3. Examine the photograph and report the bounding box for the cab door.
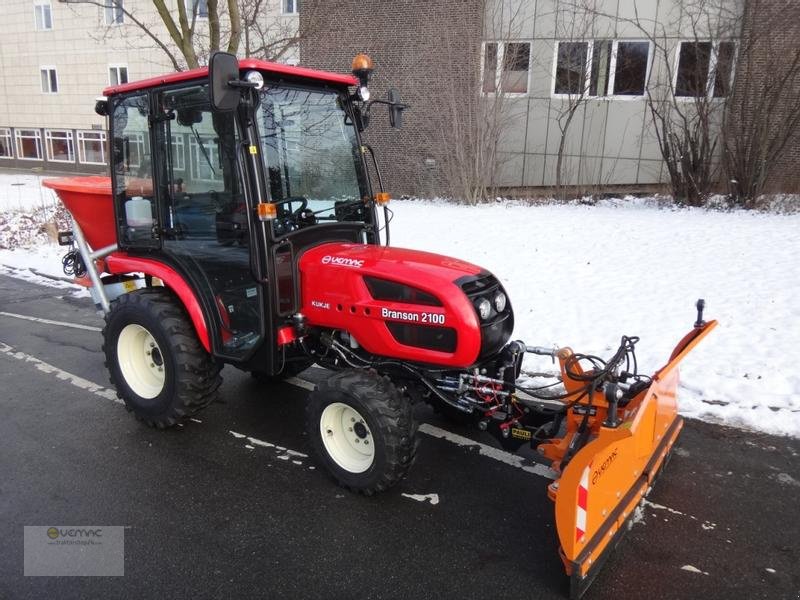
[154,83,265,361]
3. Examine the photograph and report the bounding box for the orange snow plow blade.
[548,319,717,599]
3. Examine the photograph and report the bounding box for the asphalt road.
[1,273,798,600]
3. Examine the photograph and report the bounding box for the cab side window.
[160,85,243,243]
[112,93,155,246]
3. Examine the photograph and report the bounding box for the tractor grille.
[386,322,457,353]
[364,276,442,306]
[457,272,514,360]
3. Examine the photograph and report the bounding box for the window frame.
[171,134,186,171]
[0,128,14,159]
[104,1,124,26]
[552,39,652,100]
[673,40,738,100]
[185,0,209,19]
[188,135,222,184]
[40,66,59,94]
[108,64,129,87]
[45,129,75,163]
[282,0,299,15]
[15,129,44,161]
[481,41,532,97]
[34,1,54,31]
[77,130,108,165]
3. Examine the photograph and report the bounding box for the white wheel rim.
[319,402,375,473]
[117,323,166,399]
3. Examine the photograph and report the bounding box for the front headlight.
[475,298,492,320]
[357,85,371,102]
[493,291,507,312]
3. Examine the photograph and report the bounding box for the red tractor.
[45,53,715,598]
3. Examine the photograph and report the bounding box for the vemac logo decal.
[321,255,364,268]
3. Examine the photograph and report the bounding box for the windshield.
[256,86,367,230]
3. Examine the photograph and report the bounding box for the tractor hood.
[297,242,513,368]
[300,242,485,283]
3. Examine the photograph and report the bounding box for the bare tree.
[239,0,314,62]
[59,0,304,70]
[574,0,743,205]
[722,0,800,206]
[432,0,531,204]
[542,1,609,199]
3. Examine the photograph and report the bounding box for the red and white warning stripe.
[576,462,591,542]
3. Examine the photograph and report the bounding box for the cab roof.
[103,58,358,97]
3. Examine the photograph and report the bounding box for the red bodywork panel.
[105,254,211,353]
[103,58,358,97]
[299,242,487,368]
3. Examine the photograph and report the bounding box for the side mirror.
[388,89,405,129]
[209,52,240,112]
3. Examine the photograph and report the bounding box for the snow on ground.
[0,174,798,437]
[390,200,800,437]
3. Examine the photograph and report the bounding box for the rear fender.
[553,320,717,597]
[105,254,211,353]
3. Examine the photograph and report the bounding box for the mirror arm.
[228,79,260,90]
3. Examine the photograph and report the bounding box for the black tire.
[306,369,417,495]
[102,288,222,428]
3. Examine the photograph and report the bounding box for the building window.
[611,41,650,96]
[554,42,588,95]
[77,130,107,165]
[482,42,531,94]
[0,128,13,159]
[171,134,185,171]
[15,129,43,160]
[186,0,208,18]
[45,129,75,162]
[109,65,129,86]
[40,67,58,94]
[189,136,221,183]
[105,1,124,25]
[554,40,651,97]
[283,0,299,15]
[675,41,736,98]
[34,1,53,31]
[125,132,147,168]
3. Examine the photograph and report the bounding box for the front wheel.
[306,369,417,495]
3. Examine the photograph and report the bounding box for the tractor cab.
[101,53,400,372]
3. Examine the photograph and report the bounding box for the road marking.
[286,376,557,481]
[228,430,309,463]
[0,311,102,332]
[402,493,440,505]
[680,565,709,575]
[418,423,558,480]
[285,376,315,391]
[0,341,120,403]
[0,343,555,482]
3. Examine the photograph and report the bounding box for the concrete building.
[0,0,298,172]
[302,0,750,197]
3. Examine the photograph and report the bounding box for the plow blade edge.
[553,320,717,599]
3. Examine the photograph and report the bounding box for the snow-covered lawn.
[1,173,798,437]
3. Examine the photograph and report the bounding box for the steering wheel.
[272,196,311,236]
[273,196,308,217]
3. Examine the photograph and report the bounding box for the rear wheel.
[306,369,417,495]
[103,288,222,428]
